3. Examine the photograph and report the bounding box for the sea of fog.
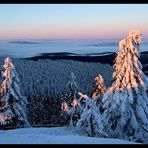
[0,39,147,58]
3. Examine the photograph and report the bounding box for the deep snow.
[0,127,139,144]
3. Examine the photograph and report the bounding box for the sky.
[0,4,148,40]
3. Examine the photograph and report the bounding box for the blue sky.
[0,4,147,39]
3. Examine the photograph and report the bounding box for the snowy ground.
[0,127,139,144]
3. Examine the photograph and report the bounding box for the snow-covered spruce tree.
[102,29,148,143]
[61,98,83,126]
[91,74,107,113]
[76,92,111,138]
[61,72,79,105]
[0,60,15,127]
[0,57,30,128]
[60,72,79,125]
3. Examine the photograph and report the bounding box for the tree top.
[128,29,142,45]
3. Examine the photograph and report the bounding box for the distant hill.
[26,51,148,65]
[26,52,116,64]
[26,51,148,75]
[9,41,39,44]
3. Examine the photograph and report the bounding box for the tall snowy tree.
[91,74,107,113]
[102,29,148,143]
[76,92,111,138]
[60,72,79,125]
[0,57,30,128]
[61,72,79,105]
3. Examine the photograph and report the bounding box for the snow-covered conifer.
[0,57,30,128]
[60,72,80,125]
[62,72,79,105]
[102,29,148,143]
[91,74,107,113]
[61,98,83,126]
[76,92,111,138]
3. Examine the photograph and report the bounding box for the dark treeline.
[26,51,148,65]
[26,52,148,75]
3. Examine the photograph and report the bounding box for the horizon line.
[0,37,130,41]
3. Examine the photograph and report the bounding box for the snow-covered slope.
[0,127,139,144]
